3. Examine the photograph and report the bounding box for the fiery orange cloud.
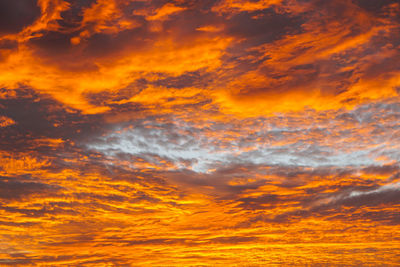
[0,116,15,127]
[0,0,400,266]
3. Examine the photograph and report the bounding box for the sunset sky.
[0,0,400,265]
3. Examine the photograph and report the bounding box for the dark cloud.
[151,70,214,89]
[333,186,400,208]
[0,0,41,35]
[82,27,151,58]
[0,39,18,62]
[362,164,400,176]
[0,39,18,50]
[28,30,76,55]
[0,175,61,201]
[85,81,146,106]
[352,0,397,14]
[0,205,77,217]
[0,88,108,152]
[225,8,304,46]
[237,194,282,210]
[58,0,97,29]
[240,182,400,226]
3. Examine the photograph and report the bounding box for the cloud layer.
[0,0,399,265]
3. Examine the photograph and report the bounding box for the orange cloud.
[0,116,15,127]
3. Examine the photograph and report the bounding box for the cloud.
[0,0,41,35]
[0,0,399,265]
[0,175,61,201]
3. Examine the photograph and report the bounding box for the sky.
[0,0,400,265]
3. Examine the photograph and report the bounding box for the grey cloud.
[0,175,61,201]
[0,0,40,35]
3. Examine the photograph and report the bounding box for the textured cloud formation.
[0,0,400,265]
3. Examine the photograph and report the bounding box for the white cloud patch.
[87,101,400,172]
